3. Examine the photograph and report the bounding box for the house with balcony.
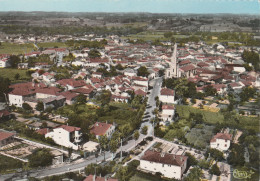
[45,125,82,150]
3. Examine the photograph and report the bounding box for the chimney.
[105,176,107,181]
[173,154,176,159]
[93,174,95,181]
[160,152,165,157]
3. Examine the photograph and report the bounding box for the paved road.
[0,77,163,180]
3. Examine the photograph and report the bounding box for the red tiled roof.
[0,131,15,141]
[90,122,112,136]
[59,91,79,101]
[134,89,147,96]
[57,125,81,132]
[141,150,187,167]
[179,64,196,72]
[162,105,175,110]
[179,60,191,66]
[57,79,86,88]
[71,87,94,95]
[36,128,49,135]
[84,175,118,181]
[160,88,174,96]
[210,133,232,142]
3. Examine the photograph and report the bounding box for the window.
[225,144,227,147]
[225,140,227,142]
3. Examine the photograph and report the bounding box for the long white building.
[140,150,188,180]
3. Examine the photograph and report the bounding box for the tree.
[88,49,101,58]
[36,101,44,111]
[109,139,118,160]
[133,130,140,146]
[206,148,224,161]
[28,148,54,167]
[9,55,21,68]
[185,152,198,167]
[0,76,10,102]
[141,126,148,135]
[14,73,20,80]
[137,66,149,77]
[76,94,86,104]
[97,90,111,106]
[22,103,32,111]
[203,85,217,96]
[184,167,202,181]
[67,147,73,162]
[116,166,130,181]
[227,144,245,166]
[99,135,109,161]
[209,163,221,176]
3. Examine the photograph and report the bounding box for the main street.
[0,77,163,180]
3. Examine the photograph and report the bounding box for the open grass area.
[0,42,35,55]
[0,68,31,83]
[130,171,167,181]
[176,105,224,124]
[176,105,260,133]
[37,42,68,48]
[0,154,23,174]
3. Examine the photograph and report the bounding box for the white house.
[90,122,115,140]
[161,105,175,122]
[210,133,232,151]
[45,125,82,150]
[132,76,149,88]
[0,57,10,68]
[140,150,188,180]
[159,88,175,104]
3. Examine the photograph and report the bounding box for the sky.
[0,0,259,14]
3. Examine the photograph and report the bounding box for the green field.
[122,31,191,41]
[37,42,68,48]
[176,105,224,124]
[0,42,35,55]
[175,105,259,132]
[130,172,167,181]
[0,68,31,83]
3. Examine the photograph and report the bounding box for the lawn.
[0,42,35,55]
[0,154,23,174]
[175,105,224,124]
[130,171,168,181]
[175,105,260,133]
[37,42,68,48]
[0,68,31,83]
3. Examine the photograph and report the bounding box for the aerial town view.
[0,0,259,181]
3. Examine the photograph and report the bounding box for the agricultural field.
[0,42,35,55]
[0,68,31,83]
[37,42,68,48]
[122,31,190,41]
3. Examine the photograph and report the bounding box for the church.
[165,44,196,79]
